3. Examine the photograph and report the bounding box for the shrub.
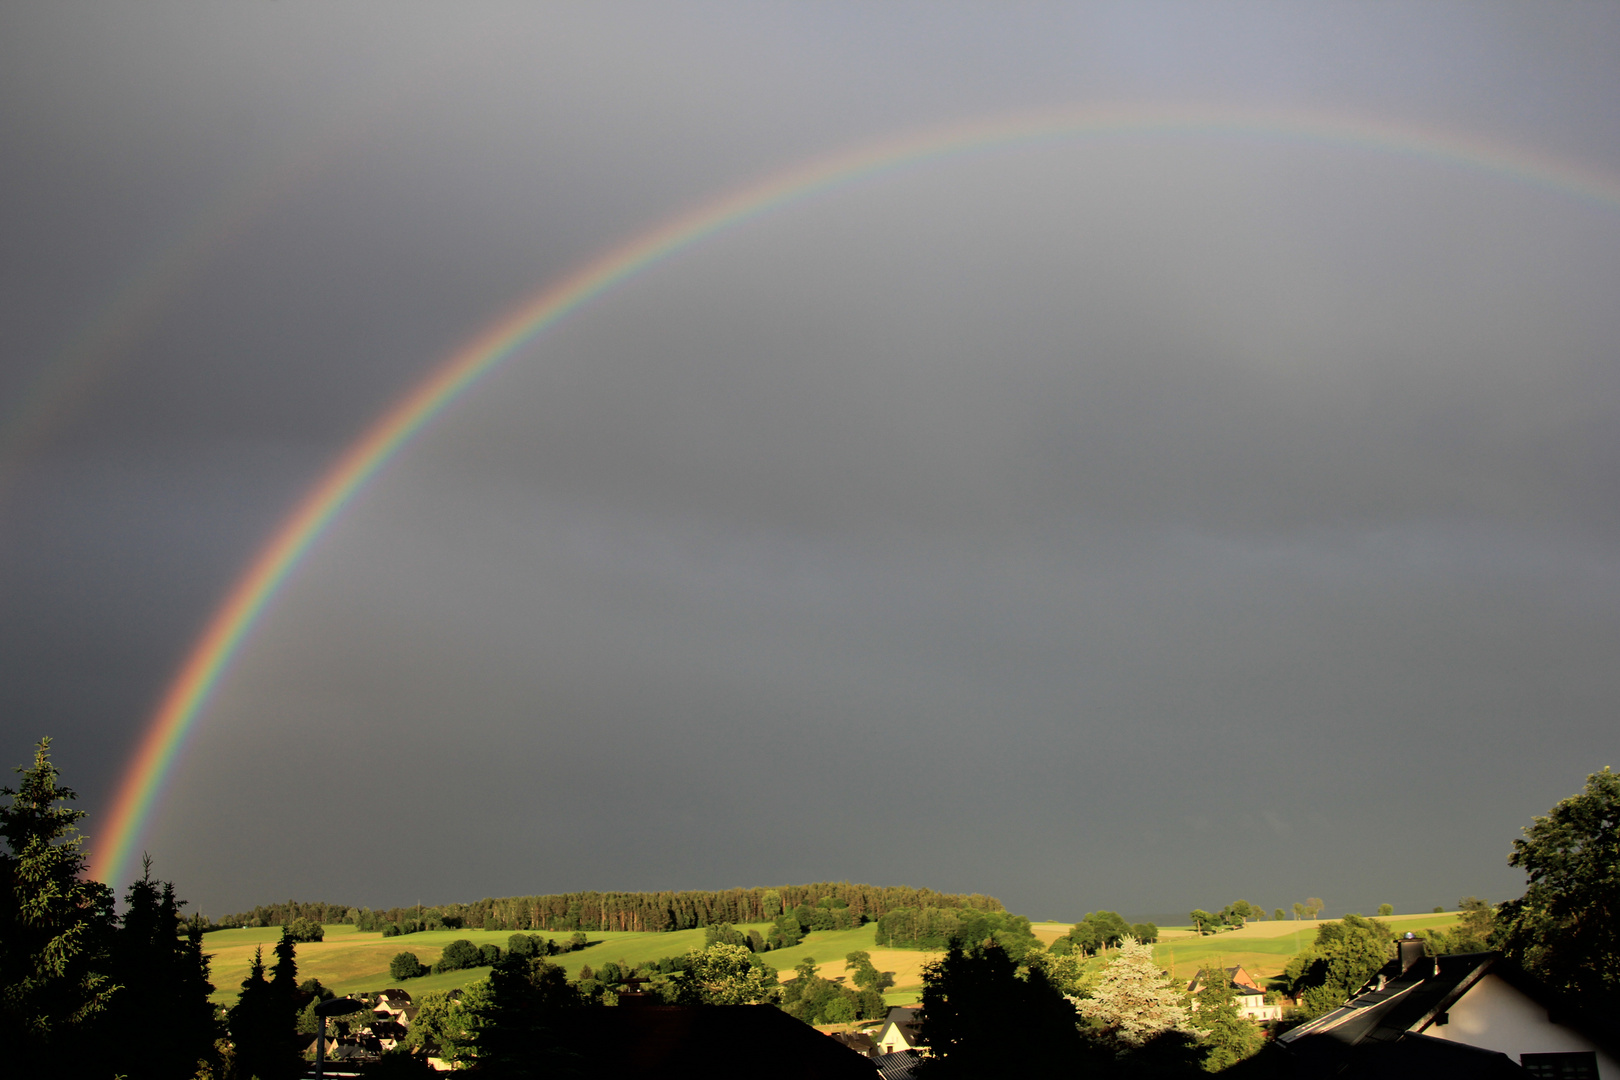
[390,952,428,980]
[433,939,482,974]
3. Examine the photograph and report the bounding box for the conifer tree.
[104,857,221,1079]
[0,738,118,1071]
[1079,936,1196,1049]
[228,945,301,1080]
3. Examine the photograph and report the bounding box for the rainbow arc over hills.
[89,103,1620,887]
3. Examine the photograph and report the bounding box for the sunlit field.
[1151,911,1462,983]
[202,910,1463,1005]
[202,921,939,1005]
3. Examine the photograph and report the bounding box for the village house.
[1279,936,1620,1078]
[1187,964,1284,1022]
[874,1006,923,1055]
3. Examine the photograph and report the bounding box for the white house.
[875,1006,923,1055]
[1188,964,1284,1023]
[1280,937,1619,1078]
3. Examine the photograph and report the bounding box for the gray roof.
[1279,951,1619,1079]
[874,1050,926,1080]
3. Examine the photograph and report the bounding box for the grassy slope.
[1151,911,1463,982]
[203,910,1464,1006]
[203,922,945,1007]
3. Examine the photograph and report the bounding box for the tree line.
[210,881,1002,935]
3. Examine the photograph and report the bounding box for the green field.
[203,910,1462,1006]
[1151,911,1462,983]
[202,922,912,1006]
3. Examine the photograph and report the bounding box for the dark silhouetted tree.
[103,858,221,1079]
[919,941,1091,1076]
[228,946,300,1080]
[470,956,583,1078]
[0,738,118,1073]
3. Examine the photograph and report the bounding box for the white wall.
[1426,973,1620,1079]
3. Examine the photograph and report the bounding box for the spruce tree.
[229,945,301,1080]
[1079,936,1196,1049]
[0,738,118,1072]
[104,858,222,1078]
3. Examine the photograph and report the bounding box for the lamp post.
[312,996,367,1080]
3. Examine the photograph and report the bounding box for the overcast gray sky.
[4,2,1620,922]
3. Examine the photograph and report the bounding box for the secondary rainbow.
[91,103,1620,886]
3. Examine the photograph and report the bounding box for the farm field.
[1151,911,1462,982]
[202,910,1461,1006]
[201,921,943,1006]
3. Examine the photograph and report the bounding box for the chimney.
[1397,932,1425,974]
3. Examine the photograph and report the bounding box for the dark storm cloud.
[4,1,1620,918]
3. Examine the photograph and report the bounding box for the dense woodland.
[210,882,1003,935]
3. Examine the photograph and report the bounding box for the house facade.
[875,1006,923,1055]
[1279,938,1619,1078]
[1188,964,1284,1023]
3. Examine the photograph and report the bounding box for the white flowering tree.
[674,943,781,1005]
[1078,936,1200,1048]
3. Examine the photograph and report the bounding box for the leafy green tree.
[1274,908,1287,922]
[285,917,324,942]
[1377,903,1394,917]
[1189,909,1218,935]
[0,739,118,1071]
[704,922,749,949]
[1132,921,1160,943]
[1192,966,1262,1072]
[673,943,781,1005]
[390,951,428,980]
[1292,903,1305,920]
[1028,948,1089,997]
[1284,914,1392,1018]
[1083,910,1133,949]
[844,950,893,993]
[1053,920,1101,957]
[405,989,480,1064]
[1305,897,1325,919]
[1496,767,1620,998]
[918,942,1089,1076]
[435,938,482,973]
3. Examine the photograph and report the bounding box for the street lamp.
[312,996,367,1079]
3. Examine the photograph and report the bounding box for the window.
[1520,1051,1598,1080]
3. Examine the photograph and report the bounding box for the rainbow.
[90,103,1620,886]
